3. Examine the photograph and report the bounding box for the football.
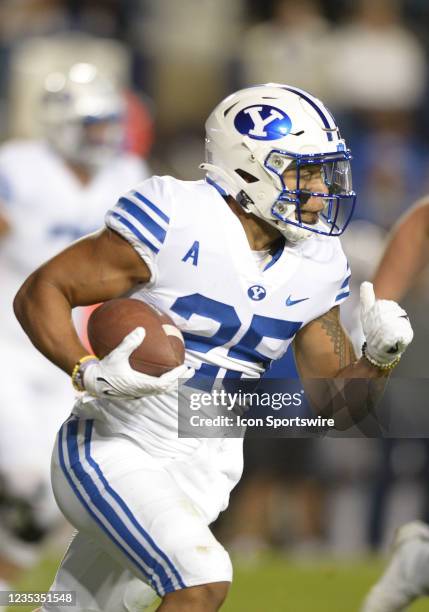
[87,298,185,376]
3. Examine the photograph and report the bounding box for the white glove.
[360,281,413,368]
[83,327,193,399]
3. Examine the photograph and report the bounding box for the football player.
[0,62,149,598]
[14,84,412,611]
[361,199,429,612]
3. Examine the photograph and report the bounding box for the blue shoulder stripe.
[133,191,170,224]
[335,290,350,302]
[109,211,159,253]
[117,197,166,244]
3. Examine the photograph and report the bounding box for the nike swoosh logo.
[286,295,309,307]
[97,376,120,396]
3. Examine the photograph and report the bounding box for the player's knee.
[164,581,230,610]
[193,581,230,609]
[162,543,232,610]
[203,581,230,608]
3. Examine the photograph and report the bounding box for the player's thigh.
[52,418,232,598]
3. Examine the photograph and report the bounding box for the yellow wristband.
[71,354,99,391]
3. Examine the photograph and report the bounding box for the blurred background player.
[362,198,429,611]
[0,61,150,601]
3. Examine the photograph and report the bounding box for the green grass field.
[6,553,429,611]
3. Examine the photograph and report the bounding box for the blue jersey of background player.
[14,84,413,612]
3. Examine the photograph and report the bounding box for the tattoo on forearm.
[319,309,355,369]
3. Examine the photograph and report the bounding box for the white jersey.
[0,139,149,350]
[76,175,350,459]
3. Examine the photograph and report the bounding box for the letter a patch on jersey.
[182,241,200,266]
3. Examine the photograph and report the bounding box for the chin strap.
[281,222,314,243]
[272,202,314,243]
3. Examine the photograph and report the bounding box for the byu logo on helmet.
[248,285,267,301]
[234,105,292,140]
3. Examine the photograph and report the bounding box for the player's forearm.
[295,306,390,430]
[13,272,89,375]
[304,357,388,431]
[324,280,414,430]
[374,202,429,300]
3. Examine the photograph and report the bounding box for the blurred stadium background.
[2,0,429,610]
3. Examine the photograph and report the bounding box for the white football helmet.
[201,83,356,242]
[40,63,125,169]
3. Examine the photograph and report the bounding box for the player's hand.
[360,281,413,368]
[83,327,194,399]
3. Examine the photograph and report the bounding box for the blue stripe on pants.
[58,420,166,594]
[83,420,186,590]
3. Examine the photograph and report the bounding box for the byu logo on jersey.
[248,285,266,301]
[234,105,292,141]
